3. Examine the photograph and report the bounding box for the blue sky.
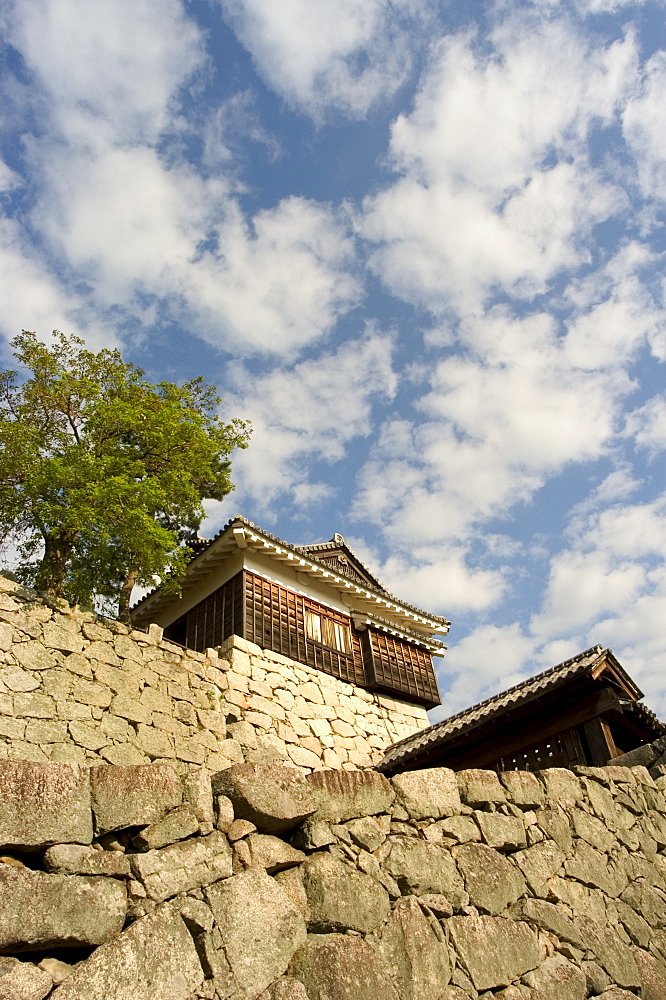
[1,0,665,721]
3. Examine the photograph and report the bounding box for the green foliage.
[0,330,250,617]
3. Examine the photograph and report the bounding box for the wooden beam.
[397,686,622,773]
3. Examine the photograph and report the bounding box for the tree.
[0,330,250,619]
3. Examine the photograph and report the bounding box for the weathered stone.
[0,666,40,692]
[537,768,582,805]
[523,955,586,1000]
[292,818,337,850]
[129,830,233,901]
[212,764,316,834]
[499,771,545,808]
[573,915,640,988]
[289,933,401,1000]
[90,763,182,834]
[513,840,565,895]
[379,895,451,999]
[49,902,203,1000]
[0,866,126,952]
[182,768,214,824]
[426,815,481,844]
[474,811,527,850]
[0,956,53,1000]
[509,898,585,949]
[274,866,310,920]
[0,760,92,850]
[13,641,58,672]
[132,805,200,851]
[205,870,306,999]
[383,836,466,904]
[342,815,387,851]
[446,915,541,991]
[564,839,627,897]
[43,843,130,877]
[456,769,506,806]
[391,768,461,820]
[171,896,215,933]
[453,844,526,914]
[247,833,305,872]
[37,958,74,986]
[262,976,309,1000]
[227,818,257,841]
[306,768,394,822]
[633,947,666,1000]
[535,805,572,852]
[571,808,615,853]
[301,852,390,933]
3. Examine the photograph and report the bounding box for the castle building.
[130,515,449,711]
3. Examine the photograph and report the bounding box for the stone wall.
[1,757,666,999]
[0,577,427,773]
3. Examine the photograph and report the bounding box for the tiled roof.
[376,645,658,772]
[133,514,451,630]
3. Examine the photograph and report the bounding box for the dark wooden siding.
[243,570,364,686]
[164,571,244,651]
[363,628,440,706]
[164,570,438,706]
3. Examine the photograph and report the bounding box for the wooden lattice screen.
[164,572,244,652]
[243,570,365,686]
[496,725,587,772]
[165,569,439,705]
[363,628,440,706]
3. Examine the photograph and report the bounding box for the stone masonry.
[0,577,428,773]
[1,757,666,998]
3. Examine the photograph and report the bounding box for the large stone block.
[305,768,394,822]
[0,866,126,953]
[289,933,400,1000]
[453,844,526,914]
[379,896,451,999]
[212,764,316,834]
[90,763,182,834]
[130,830,233,901]
[205,870,306,999]
[446,915,542,991]
[301,852,390,933]
[456,769,506,807]
[0,760,92,850]
[43,843,131,877]
[391,768,461,820]
[523,954,586,1000]
[0,956,53,1000]
[49,903,204,1000]
[383,836,466,904]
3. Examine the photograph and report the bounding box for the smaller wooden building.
[131,515,449,709]
[377,645,665,775]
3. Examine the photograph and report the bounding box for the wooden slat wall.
[364,628,440,706]
[164,572,244,652]
[243,570,365,686]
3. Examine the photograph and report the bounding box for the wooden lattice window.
[362,628,440,706]
[243,571,364,686]
[497,725,587,772]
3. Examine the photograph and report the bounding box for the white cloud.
[224,330,396,512]
[624,395,666,457]
[219,0,431,119]
[9,0,361,359]
[432,623,537,719]
[0,218,117,351]
[190,198,360,355]
[8,0,204,145]
[623,51,666,200]
[362,16,638,315]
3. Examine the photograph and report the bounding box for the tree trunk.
[36,528,78,598]
[117,567,139,623]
